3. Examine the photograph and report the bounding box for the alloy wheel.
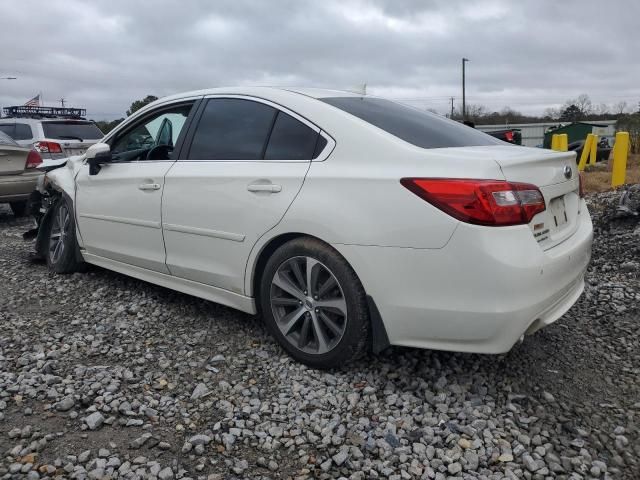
[49,203,70,264]
[270,256,348,355]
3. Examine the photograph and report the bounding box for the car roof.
[156,86,362,103]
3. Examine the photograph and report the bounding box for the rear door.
[163,96,324,294]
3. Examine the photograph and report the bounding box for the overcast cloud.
[1,0,639,119]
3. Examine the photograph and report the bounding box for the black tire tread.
[9,201,28,217]
[45,198,84,274]
[259,237,370,369]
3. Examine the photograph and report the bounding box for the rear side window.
[188,99,276,160]
[42,121,103,140]
[265,112,318,160]
[0,131,18,146]
[0,123,33,140]
[321,97,502,149]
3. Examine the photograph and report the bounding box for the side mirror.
[86,143,112,175]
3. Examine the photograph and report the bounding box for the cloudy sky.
[1,0,639,120]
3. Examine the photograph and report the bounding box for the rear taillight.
[25,150,43,169]
[578,172,585,198]
[401,178,546,226]
[34,141,62,154]
[504,131,514,143]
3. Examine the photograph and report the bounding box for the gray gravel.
[0,190,638,480]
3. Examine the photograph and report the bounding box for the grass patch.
[582,153,640,193]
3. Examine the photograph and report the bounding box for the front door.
[75,102,195,273]
[163,97,323,294]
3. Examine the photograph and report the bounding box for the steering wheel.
[146,144,173,160]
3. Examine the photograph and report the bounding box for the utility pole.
[462,57,469,121]
[450,97,455,118]
[60,98,66,108]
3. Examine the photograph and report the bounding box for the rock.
[332,450,349,466]
[191,383,209,400]
[158,467,174,480]
[85,412,105,430]
[56,396,75,411]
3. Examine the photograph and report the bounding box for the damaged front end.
[23,157,83,261]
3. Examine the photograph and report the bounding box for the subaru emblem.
[563,165,572,180]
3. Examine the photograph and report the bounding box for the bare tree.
[571,94,592,118]
[613,101,628,115]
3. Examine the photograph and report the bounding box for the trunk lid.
[475,145,580,250]
[0,144,29,176]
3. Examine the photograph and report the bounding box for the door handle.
[247,184,282,193]
[139,183,161,191]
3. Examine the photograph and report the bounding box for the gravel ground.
[0,190,638,480]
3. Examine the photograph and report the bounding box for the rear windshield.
[42,121,104,140]
[321,97,502,149]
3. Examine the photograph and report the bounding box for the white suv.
[0,106,104,167]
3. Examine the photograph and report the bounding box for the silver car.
[0,131,42,216]
[0,106,104,167]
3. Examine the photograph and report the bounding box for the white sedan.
[34,87,593,368]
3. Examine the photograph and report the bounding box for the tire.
[259,237,370,369]
[45,197,84,274]
[9,200,27,217]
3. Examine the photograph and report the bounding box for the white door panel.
[163,161,309,294]
[75,161,173,273]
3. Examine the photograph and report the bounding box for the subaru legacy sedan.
[32,87,592,368]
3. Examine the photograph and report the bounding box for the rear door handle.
[247,184,282,193]
[139,183,161,191]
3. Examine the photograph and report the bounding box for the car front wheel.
[46,198,84,273]
[9,200,27,217]
[260,237,370,369]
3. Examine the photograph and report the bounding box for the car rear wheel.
[260,237,370,369]
[46,198,83,273]
[9,201,27,217]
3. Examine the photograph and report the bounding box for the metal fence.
[477,120,617,147]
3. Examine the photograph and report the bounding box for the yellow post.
[611,132,629,187]
[578,134,594,171]
[558,133,568,152]
[589,134,598,166]
[551,134,559,150]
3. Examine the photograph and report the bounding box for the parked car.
[0,106,104,168]
[31,87,593,368]
[568,138,612,163]
[0,131,42,216]
[485,128,522,145]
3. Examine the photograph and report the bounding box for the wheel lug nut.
[314,296,318,300]
[315,308,319,313]
[304,291,307,295]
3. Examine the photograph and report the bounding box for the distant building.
[477,120,616,147]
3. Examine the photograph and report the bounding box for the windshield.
[42,121,104,140]
[321,97,502,149]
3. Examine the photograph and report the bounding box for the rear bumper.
[333,200,593,354]
[0,171,42,202]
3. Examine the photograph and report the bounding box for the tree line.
[451,94,637,124]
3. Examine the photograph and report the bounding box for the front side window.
[321,97,502,149]
[110,104,193,161]
[188,98,276,160]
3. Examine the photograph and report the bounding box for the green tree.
[93,118,124,134]
[126,95,158,116]
[559,104,582,122]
